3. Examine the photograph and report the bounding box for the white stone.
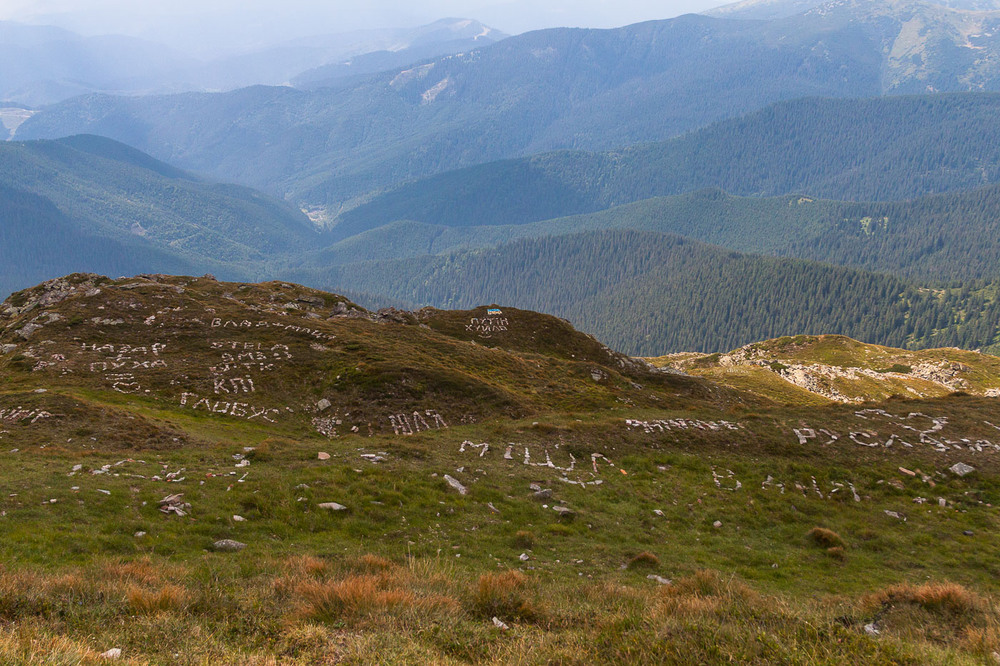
[100,648,122,659]
[318,502,347,511]
[317,452,330,461]
[492,616,509,630]
[317,399,332,412]
[647,575,672,585]
[444,474,468,495]
[212,539,246,552]
[519,553,530,562]
[950,462,975,477]
[713,520,722,528]
[232,515,246,522]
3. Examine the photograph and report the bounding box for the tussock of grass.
[126,584,189,614]
[469,570,541,622]
[626,551,660,570]
[808,526,845,549]
[512,530,534,549]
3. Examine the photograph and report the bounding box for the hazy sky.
[0,0,728,55]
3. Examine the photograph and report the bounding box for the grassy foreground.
[1,275,1000,663]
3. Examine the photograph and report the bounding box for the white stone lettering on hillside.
[209,318,336,341]
[209,341,293,374]
[626,418,741,433]
[389,410,448,435]
[178,392,280,423]
[466,317,509,339]
[457,440,612,486]
[792,410,1000,454]
[0,407,54,424]
[77,341,168,394]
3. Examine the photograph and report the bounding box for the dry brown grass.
[826,546,847,561]
[126,584,189,614]
[283,554,329,577]
[659,570,758,618]
[356,554,395,572]
[865,582,986,616]
[469,570,541,622]
[295,573,459,623]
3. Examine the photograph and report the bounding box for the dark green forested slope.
[309,184,1000,282]
[285,230,1000,355]
[337,94,1000,238]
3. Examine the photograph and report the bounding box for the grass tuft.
[469,570,540,622]
[626,551,660,570]
[808,527,845,549]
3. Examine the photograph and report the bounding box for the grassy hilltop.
[1,274,1000,663]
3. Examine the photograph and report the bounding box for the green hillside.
[286,229,1000,355]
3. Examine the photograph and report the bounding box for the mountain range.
[18,0,1000,215]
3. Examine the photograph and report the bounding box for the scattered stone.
[212,539,246,552]
[487,502,501,514]
[492,616,509,631]
[553,506,574,518]
[317,399,332,412]
[532,489,552,500]
[443,474,468,495]
[232,515,246,522]
[938,498,947,507]
[950,462,975,477]
[888,480,905,491]
[295,483,310,490]
[713,520,722,528]
[884,510,905,521]
[97,489,111,495]
[898,467,916,477]
[647,575,672,585]
[318,502,347,511]
[864,623,880,636]
[158,494,191,517]
[964,530,974,536]
[653,509,664,517]
[100,647,122,659]
[529,483,542,491]
[317,452,330,461]
[360,453,386,463]
[134,531,146,538]
[0,344,16,354]
[519,553,530,562]
[913,497,927,504]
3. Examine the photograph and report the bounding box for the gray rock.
[532,489,552,500]
[212,539,246,552]
[519,553,530,562]
[553,506,574,518]
[15,322,42,339]
[712,520,723,528]
[100,647,122,659]
[529,483,542,491]
[444,474,468,495]
[647,575,672,585]
[864,623,880,636]
[0,344,16,354]
[317,399,332,412]
[318,502,347,511]
[492,616,509,630]
[950,462,975,477]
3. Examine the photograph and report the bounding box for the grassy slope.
[0,276,999,662]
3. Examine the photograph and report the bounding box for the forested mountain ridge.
[309,183,1000,283]
[284,229,1000,356]
[18,0,1000,212]
[335,93,1000,237]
